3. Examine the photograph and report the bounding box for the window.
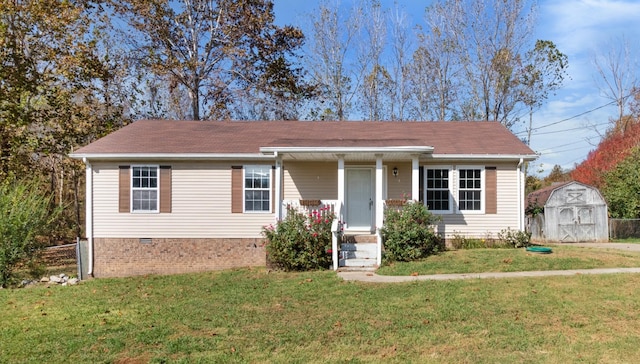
[425,168,452,212]
[244,165,271,212]
[132,166,158,212]
[458,168,483,211]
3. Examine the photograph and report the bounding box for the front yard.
[3,245,640,363]
[377,245,640,275]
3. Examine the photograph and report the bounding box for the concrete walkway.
[338,243,640,283]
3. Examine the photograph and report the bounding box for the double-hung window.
[424,167,452,213]
[132,166,158,212]
[458,167,483,211]
[244,165,271,212]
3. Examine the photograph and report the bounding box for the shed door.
[558,206,595,242]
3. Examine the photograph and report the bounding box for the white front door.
[345,168,374,231]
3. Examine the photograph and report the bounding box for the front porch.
[263,147,433,270]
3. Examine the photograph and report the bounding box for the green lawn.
[2,264,640,363]
[377,245,640,276]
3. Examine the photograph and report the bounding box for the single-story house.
[526,181,608,243]
[71,119,537,277]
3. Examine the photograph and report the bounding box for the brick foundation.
[92,238,266,277]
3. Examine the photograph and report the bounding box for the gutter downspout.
[517,158,524,231]
[84,158,94,276]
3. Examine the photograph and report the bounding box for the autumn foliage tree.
[571,120,640,188]
[0,1,128,240]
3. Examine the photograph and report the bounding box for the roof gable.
[72,119,536,158]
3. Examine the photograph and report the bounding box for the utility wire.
[514,91,636,136]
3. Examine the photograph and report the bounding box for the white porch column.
[375,155,383,266]
[337,155,345,220]
[412,155,420,202]
[334,155,345,271]
[274,155,283,221]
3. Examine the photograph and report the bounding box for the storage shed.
[527,181,608,243]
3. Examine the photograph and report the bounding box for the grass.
[377,245,640,276]
[2,266,640,363]
[611,237,640,243]
[3,246,640,363]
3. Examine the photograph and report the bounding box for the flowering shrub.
[380,201,443,263]
[262,206,336,271]
[497,228,532,248]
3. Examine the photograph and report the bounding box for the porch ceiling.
[260,146,434,161]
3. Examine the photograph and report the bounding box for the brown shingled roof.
[526,181,573,208]
[73,119,536,156]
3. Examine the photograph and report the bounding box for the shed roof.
[72,119,536,159]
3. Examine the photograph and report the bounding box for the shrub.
[263,206,335,271]
[380,201,443,263]
[0,179,61,287]
[450,232,513,249]
[498,228,532,248]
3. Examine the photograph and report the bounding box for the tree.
[601,147,640,218]
[0,179,60,287]
[307,0,364,120]
[521,40,569,145]
[593,36,639,133]
[544,165,571,185]
[387,5,412,120]
[110,0,308,120]
[357,1,391,121]
[417,0,567,129]
[1,0,125,240]
[572,121,640,188]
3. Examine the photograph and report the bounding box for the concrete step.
[340,258,377,267]
[343,234,378,244]
[340,242,377,252]
[337,266,377,272]
[339,242,378,269]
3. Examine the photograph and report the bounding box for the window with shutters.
[458,167,484,212]
[132,166,158,212]
[244,165,271,212]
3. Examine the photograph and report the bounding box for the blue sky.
[272,0,640,177]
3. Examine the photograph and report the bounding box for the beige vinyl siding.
[386,162,411,200]
[283,162,338,200]
[92,162,274,239]
[431,163,521,238]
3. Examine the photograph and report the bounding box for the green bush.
[498,228,532,248]
[0,179,60,287]
[263,207,335,271]
[380,201,443,263]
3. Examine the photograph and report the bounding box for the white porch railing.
[281,200,342,270]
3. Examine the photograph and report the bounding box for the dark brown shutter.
[485,167,497,214]
[231,166,243,213]
[119,166,130,213]
[159,166,172,213]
